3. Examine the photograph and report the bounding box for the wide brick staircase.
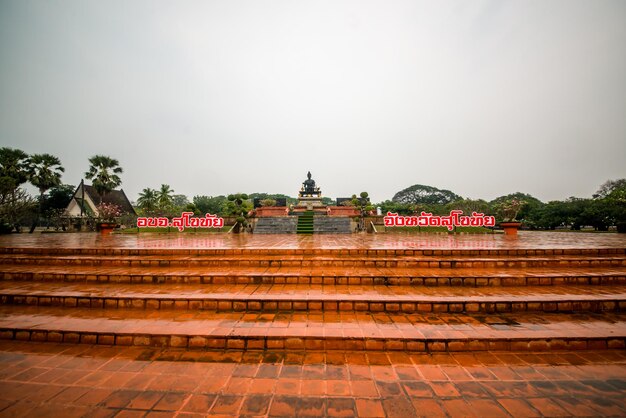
[0,246,625,353]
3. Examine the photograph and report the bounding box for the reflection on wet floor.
[0,231,624,416]
[2,231,626,250]
[1,341,625,417]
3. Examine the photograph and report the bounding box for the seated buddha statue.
[300,171,321,197]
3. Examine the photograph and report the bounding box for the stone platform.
[0,232,624,353]
[254,215,352,234]
[0,232,625,416]
[2,231,626,249]
[253,217,297,234]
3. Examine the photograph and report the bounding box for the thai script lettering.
[383,210,496,231]
[137,212,224,231]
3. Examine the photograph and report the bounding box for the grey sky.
[1,0,625,204]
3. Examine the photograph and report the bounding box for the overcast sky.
[1,0,625,204]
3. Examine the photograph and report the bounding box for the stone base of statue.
[294,196,327,212]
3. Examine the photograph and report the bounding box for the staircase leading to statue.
[0,244,625,352]
[296,211,314,234]
[256,215,351,234]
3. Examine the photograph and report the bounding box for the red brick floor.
[1,231,626,250]
[1,232,625,416]
[0,341,625,417]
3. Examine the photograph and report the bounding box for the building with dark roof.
[65,181,136,218]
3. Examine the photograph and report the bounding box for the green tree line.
[380,182,626,232]
[3,145,624,233]
[0,147,126,233]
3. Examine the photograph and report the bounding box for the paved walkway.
[0,341,625,417]
[1,232,625,416]
[2,231,626,250]
[2,306,625,349]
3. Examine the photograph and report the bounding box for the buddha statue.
[300,171,320,196]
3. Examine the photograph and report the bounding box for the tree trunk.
[29,190,44,234]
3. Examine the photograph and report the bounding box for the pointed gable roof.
[69,183,136,216]
[84,185,136,215]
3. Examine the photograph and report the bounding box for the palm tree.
[0,147,30,187]
[137,187,158,214]
[0,148,31,232]
[28,154,65,233]
[157,184,174,210]
[84,155,123,203]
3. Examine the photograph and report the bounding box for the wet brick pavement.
[0,342,626,417]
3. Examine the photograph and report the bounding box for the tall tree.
[593,179,626,199]
[446,198,491,215]
[41,184,75,232]
[0,147,30,189]
[0,187,36,233]
[43,184,75,212]
[193,195,227,215]
[27,153,65,233]
[84,155,123,203]
[378,200,417,215]
[392,184,460,205]
[157,184,174,210]
[0,148,31,232]
[490,192,543,223]
[172,194,189,208]
[594,179,626,232]
[137,188,158,214]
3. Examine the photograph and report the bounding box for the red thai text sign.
[137,212,224,231]
[384,211,496,231]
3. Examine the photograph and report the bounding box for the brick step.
[1,246,623,258]
[1,264,624,286]
[1,283,625,313]
[2,253,624,268]
[0,306,624,352]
